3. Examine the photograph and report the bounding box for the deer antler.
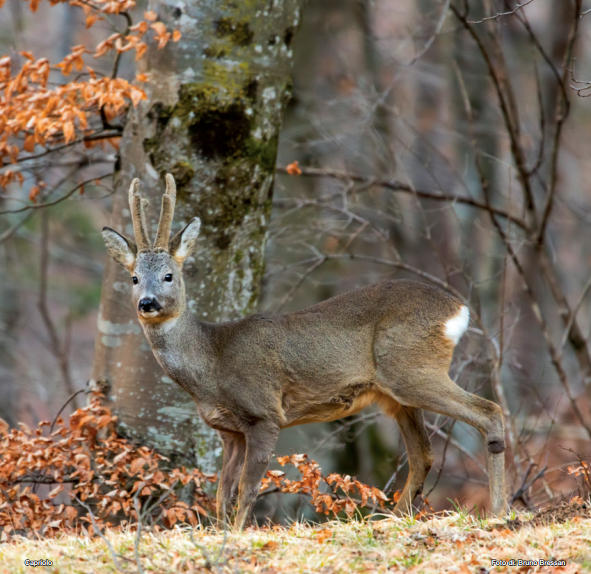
[128,178,150,251]
[154,173,177,250]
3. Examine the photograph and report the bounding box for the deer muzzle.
[138,297,162,314]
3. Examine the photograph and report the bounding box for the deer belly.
[281,384,378,427]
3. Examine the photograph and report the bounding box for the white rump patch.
[444,305,470,345]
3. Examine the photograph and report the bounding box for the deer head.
[101,175,201,325]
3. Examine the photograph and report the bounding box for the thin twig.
[10,130,121,164]
[132,484,146,574]
[189,527,228,573]
[49,389,87,433]
[13,476,78,485]
[0,174,111,215]
[324,252,466,301]
[525,63,546,178]
[425,421,487,474]
[559,273,591,351]
[469,94,591,439]
[451,3,537,223]
[38,211,81,410]
[424,420,456,498]
[276,166,528,231]
[510,463,547,508]
[0,211,34,244]
[407,0,451,66]
[536,0,581,246]
[74,496,131,574]
[466,0,536,24]
[276,255,326,311]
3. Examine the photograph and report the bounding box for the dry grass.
[1,510,590,573]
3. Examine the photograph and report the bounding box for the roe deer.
[101,175,506,529]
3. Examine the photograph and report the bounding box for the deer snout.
[138,297,162,313]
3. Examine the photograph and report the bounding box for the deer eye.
[164,273,173,282]
[132,276,139,285]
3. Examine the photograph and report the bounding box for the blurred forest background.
[1,0,591,522]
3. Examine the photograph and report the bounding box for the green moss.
[167,161,195,198]
[200,179,256,230]
[244,133,279,173]
[171,82,254,161]
[147,102,174,128]
[202,43,229,59]
[143,136,158,154]
[143,103,176,164]
[191,102,252,160]
[170,80,279,175]
[202,60,248,98]
[214,17,254,46]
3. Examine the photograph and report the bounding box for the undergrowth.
[0,394,402,541]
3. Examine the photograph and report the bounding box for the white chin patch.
[140,310,160,318]
[444,305,470,345]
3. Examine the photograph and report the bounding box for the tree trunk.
[91,0,302,471]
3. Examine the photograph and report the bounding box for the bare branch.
[466,0,536,24]
[425,421,487,474]
[0,211,34,244]
[408,0,451,66]
[0,174,111,215]
[559,273,591,351]
[451,3,537,223]
[132,484,146,574]
[74,496,131,574]
[38,211,81,410]
[276,166,528,230]
[536,0,581,245]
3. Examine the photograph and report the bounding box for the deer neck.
[139,311,216,398]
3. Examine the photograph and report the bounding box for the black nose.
[138,297,161,312]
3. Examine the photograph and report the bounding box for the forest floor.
[1,501,590,573]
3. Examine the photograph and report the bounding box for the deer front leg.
[216,431,246,528]
[233,420,280,531]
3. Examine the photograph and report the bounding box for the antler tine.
[154,173,177,250]
[128,178,150,250]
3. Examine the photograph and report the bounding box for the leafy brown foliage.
[0,0,181,189]
[0,398,403,541]
[0,393,215,541]
[261,453,392,517]
[568,459,591,495]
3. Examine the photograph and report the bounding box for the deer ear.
[170,217,201,264]
[102,226,137,271]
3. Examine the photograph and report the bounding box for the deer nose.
[138,297,161,313]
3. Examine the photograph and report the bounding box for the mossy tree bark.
[91,0,303,471]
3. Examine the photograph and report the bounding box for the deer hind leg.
[391,406,434,514]
[233,420,280,531]
[216,431,246,528]
[379,371,506,515]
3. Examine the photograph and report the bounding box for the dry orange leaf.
[28,185,40,203]
[23,134,36,152]
[135,42,148,61]
[150,21,167,36]
[315,528,332,543]
[286,160,302,175]
[85,13,101,28]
